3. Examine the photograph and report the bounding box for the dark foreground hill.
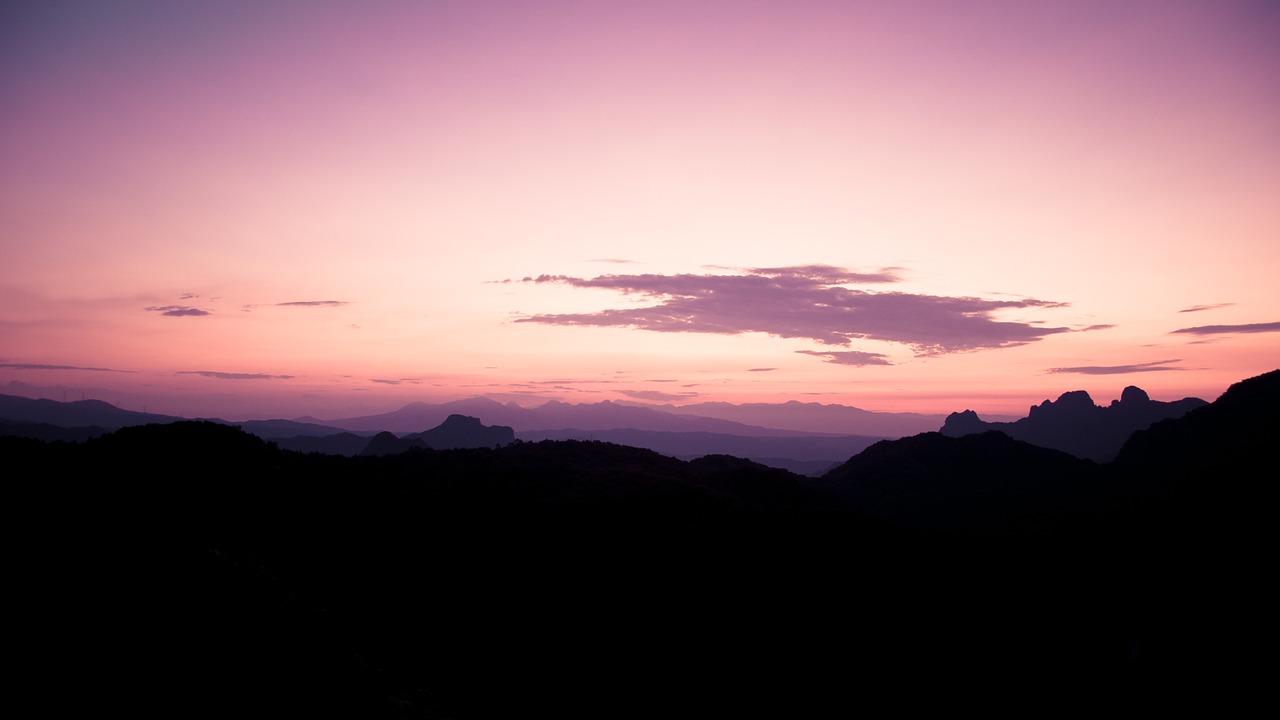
[8,369,1276,716]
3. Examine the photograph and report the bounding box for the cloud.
[0,362,125,372]
[795,350,893,366]
[178,371,295,380]
[747,367,777,372]
[145,305,210,317]
[742,264,900,284]
[514,266,1069,356]
[1179,303,1235,313]
[276,300,350,307]
[1079,324,1115,331]
[618,389,701,402]
[1048,360,1183,375]
[1171,321,1280,335]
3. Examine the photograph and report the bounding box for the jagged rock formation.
[939,385,1206,461]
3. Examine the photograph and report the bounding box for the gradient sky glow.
[3,0,1278,420]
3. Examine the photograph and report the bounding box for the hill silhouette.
[820,430,1100,531]
[406,413,515,449]
[939,384,1206,461]
[0,393,176,429]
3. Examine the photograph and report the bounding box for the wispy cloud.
[178,371,294,380]
[1178,303,1235,313]
[513,266,1070,357]
[0,362,127,372]
[275,300,350,307]
[1048,360,1183,375]
[1171,321,1280,335]
[145,305,210,317]
[795,350,893,366]
[747,367,777,372]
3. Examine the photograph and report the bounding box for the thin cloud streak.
[276,300,350,307]
[0,362,126,372]
[178,371,295,380]
[515,266,1070,356]
[1179,303,1235,313]
[144,305,210,317]
[795,350,893,367]
[1048,360,1183,375]
[1171,321,1280,335]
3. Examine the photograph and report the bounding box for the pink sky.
[2,0,1278,420]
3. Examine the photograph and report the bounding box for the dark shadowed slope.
[940,385,1206,461]
[1114,369,1277,478]
[820,430,1101,531]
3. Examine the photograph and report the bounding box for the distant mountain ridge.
[655,399,953,436]
[326,397,838,436]
[0,393,176,430]
[299,409,514,453]
[939,384,1207,461]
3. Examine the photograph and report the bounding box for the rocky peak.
[1119,386,1150,404]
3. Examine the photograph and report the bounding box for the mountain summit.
[940,385,1207,461]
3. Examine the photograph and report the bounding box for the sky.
[2,0,1278,421]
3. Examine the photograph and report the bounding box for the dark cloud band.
[1048,360,1182,375]
[514,266,1069,357]
[145,305,210,317]
[0,362,124,372]
[178,371,294,380]
[1171,321,1280,335]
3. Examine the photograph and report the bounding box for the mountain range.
[0,382,1209,474]
[940,385,1208,461]
[5,369,1274,715]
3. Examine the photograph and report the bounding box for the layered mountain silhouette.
[823,372,1274,532]
[939,384,1206,461]
[5,369,1275,715]
[0,392,886,471]
[358,414,515,456]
